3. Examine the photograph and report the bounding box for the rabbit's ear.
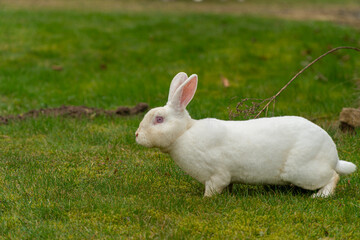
[168,72,188,102]
[168,74,198,111]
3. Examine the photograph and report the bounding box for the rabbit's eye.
[155,116,164,124]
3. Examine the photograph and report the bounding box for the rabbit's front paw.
[204,175,231,197]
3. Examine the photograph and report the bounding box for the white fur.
[136,72,357,198]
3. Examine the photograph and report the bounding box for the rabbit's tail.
[335,160,357,176]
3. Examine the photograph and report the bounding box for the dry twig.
[230,46,360,119]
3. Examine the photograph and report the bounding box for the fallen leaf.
[52,65,63,71]
[221,76,230,88]
[314,72,328,82]
[100,64,107,70]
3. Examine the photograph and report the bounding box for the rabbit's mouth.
[135,130,152,148]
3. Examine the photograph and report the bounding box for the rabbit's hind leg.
[311,171,339,198]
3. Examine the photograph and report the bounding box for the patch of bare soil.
[1,0,359,28]
[0,103,148,125]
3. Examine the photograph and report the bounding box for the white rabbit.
[135,72,357,198]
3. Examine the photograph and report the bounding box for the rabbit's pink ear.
[168,72,188,102]
[168,74,198,111]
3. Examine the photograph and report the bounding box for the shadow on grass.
[227,184,314,198]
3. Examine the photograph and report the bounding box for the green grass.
[0,5,360,239]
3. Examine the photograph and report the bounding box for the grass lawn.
[0,1,360,239]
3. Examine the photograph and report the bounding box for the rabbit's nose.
[135,132,139,138]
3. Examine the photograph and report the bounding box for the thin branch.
[254,46,360,119]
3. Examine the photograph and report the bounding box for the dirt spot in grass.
[0,103,148,125]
